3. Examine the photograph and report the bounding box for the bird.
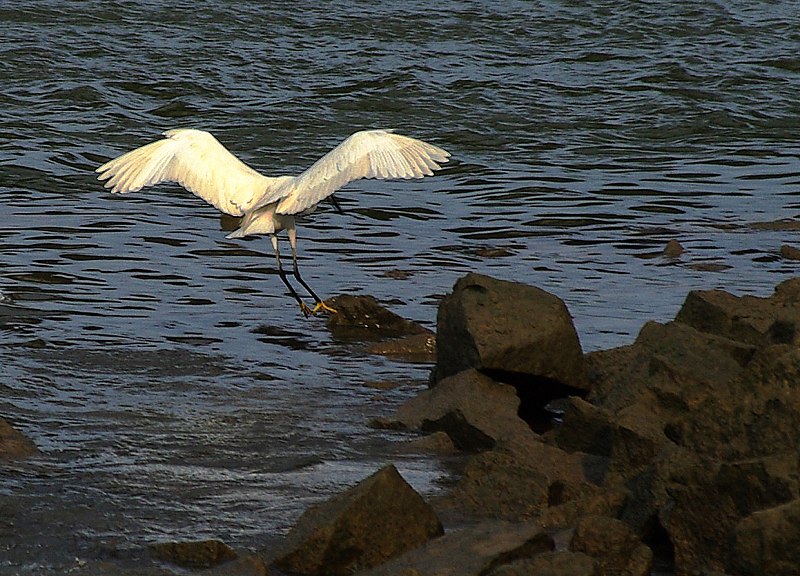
[96,128,450,316]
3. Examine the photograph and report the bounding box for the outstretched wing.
[96,129,286,217]
[275,129,450,215]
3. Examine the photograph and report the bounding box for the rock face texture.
[389,368,532,451]
[358,520,554,576]
[373,275,800,576]
[270,465,443,576]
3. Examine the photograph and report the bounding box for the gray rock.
[271,464,442,576]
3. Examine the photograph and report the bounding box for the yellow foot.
[299,301,314,318]
[311,301,338,315]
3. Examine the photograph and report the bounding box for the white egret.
[96,129,450,316]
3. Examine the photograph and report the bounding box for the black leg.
[271,234,312,317]
[287,228,337,315]
[328,195,344,214]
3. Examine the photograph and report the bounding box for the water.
[2,0,800,571]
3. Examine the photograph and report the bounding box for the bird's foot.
[299,301,314,318]
[311,301,338,315]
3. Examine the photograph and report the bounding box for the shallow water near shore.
[2,1,800,572]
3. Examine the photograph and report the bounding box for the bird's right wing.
[96,129,285,217]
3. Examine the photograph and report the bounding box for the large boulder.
[586,320,754,414]
[433,273,588,392]
[0,417,38,460]
[271,464,442,576]
[357,520,553,576]
[386,369,534,451]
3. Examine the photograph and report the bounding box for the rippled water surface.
[2,1,800,572]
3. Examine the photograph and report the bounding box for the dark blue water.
[2,1,800,572]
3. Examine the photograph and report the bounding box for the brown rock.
[389,369,533,451]
[556,396,665,484]
[487,551,597,576]
[397,431,457,454]
[150,539,237,569]
[663,239,684,258]
[780,244,800,261]
[570,515,653,576]
[539,489,627,532]
[733,498,800,576]
[661,454,800,575]
[367,332,436,363]
[587,320,754,412]
[433,273,588,392]
[325,294,429,340]
[438,435,600,522]
[272,464,442,576]
[675,280,800,347]
[752,218,800,231]
[203,554,266,576]
[357,520,554,576]
[0,417,38,460]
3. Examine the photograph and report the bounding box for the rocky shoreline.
[4,272,800,575]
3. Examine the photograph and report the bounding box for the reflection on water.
[2,0,800,570]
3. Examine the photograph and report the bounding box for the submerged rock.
[0,417,39,460]
[432,273,588,392]
[662,239,684,258]
[366,332,436,363]
[271,464,442,576]
[780,244,800,261]
[150,539,237,569]
[325,294,430,340]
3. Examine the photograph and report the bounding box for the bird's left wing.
[96,129,286,217]
[275,130,450,215]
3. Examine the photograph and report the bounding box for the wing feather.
[275,129,450,215]
[96,129,285,217]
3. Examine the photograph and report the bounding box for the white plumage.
[96,128,450,316]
